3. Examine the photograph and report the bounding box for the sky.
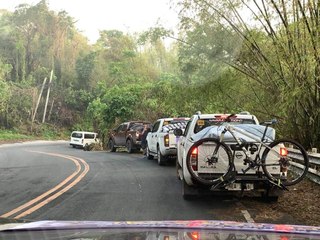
[0,0,180,43]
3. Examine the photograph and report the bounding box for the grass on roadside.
[0,130,34,141]
[0,124,69,143]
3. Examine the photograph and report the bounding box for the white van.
[70,131,98,148]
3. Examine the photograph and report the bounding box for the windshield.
[0,0,318,235]
[71,132,83,138]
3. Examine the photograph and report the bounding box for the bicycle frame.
[219,124,275,166]
[191,119,308,189]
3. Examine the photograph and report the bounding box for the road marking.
[0,151,89,219]
[235,201,255,223]
[241,210,255,223]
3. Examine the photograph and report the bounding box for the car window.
[120,124,128,131]
[130,124,144,132]
[72,132,82,138]
[84,133,95,139]
[152,121,160,132]
[115,125,122,132]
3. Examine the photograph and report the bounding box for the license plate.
[226,183,242,191]
[226,183,254,191]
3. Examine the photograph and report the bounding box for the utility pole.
[48,99,55,121]
[42,69,53,123]
[32,77,47,124]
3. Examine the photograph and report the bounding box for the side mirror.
[173,129,183,136]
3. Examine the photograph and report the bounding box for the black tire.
[126,139,134,153]
[262,139,309,186]
[83,143,89,151]
[176,160,181,180]
[186,138,233,185]
[71,145,75,148]
[146,145,153,160]
[135,148,141,153]
[157,147,166,166]
[108,139,117,152]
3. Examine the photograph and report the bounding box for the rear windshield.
[71,132,83,138]
[84,133,95,139]
[129,123,150,132]
[130,124,144,131]
[194,118,256,134]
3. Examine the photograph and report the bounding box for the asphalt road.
[0,141,302,224]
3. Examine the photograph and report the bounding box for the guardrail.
[289,149,320,184]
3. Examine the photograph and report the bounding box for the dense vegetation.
[0,0,319,149]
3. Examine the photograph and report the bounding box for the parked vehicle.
[174,112,283,200]
[146,117,189,165]
[108,121,151,153]
[70,131,98,149]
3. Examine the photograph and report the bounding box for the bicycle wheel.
[261,139,309,186]
[186,138,233,185]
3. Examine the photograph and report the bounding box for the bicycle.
[186,114,309,190]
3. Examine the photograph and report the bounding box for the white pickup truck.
[175,112,282,201]
[146,118,189,165]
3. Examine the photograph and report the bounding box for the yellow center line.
[14,155,90,219]
[0,151,89,219]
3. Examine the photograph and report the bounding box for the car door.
[149,120,161,153]
[118,124,128,146]
[113,124,122,145]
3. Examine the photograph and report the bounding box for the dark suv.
[108,121,151,153]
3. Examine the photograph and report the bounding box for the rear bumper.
[161,147,177,156]
[190,174,283,194]
[70,143,83,148]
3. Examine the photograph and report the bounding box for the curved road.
[0,141,302,224]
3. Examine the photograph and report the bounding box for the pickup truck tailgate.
[169,133,178,148]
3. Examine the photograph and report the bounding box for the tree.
[75,52,96,90]
[176,0,320,148]
[0,59,12,128]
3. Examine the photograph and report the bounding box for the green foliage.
[3,0,319,150]
[88,85,141,129]
[0,130,33,140]
[75,52,96,90]
[174,0,320,148]
[138,27,173,45]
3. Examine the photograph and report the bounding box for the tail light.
[187,231,200,240]
[164,134,169,147]
[280,147,288,156]
[279,147,289,175]
[136,132,141,140]
[190,147,198,171]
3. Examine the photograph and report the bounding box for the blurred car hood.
[1,220,320,234]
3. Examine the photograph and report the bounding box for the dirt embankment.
[243,179,320,226]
